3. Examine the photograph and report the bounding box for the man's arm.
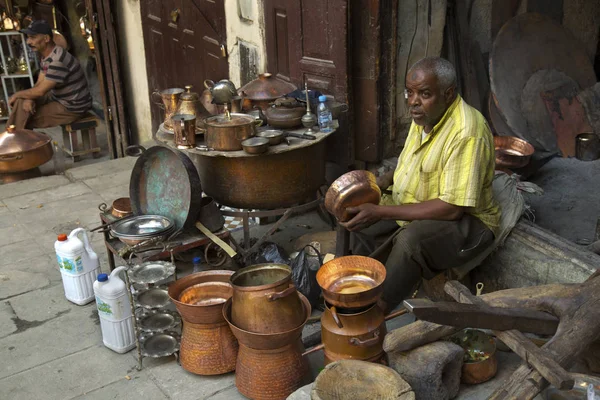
[9,76,55,105]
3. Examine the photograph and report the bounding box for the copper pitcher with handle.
[176,85,210,131]
[151,88,184,131]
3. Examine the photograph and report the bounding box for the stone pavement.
[0,156,542,400]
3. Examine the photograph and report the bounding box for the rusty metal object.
[0,125,53,173]
[230,264,304,333]
[321,302,387,365]
[203,113,261,151]
[324,170,381,222]
[129,146,202,230]
[194,140,326,209]
[172,114,196,149]
[494,136,535,169]
[316,255,386,309]
[241,137,270,155]
[235,339,309,400]
[179,320,238,375]
[223,293,310,350]
[575,133,600,161]
[239,73,297,111]
[151,88,184,131]
[168,270,234,324]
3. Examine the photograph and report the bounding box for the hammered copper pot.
[321,302,387,365]
[179,320,238,375]
[230,264,304,334]
[203,113,261,151]
[324,170,382,222]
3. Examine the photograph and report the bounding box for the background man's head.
[405,57,457,131]
[21,20,54,54]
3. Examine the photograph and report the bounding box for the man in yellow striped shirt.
[342,57,500,312]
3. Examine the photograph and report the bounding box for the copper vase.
[180,321,238,375]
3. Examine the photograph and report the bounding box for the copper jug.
[151,88,184,131]
[172,114,196,149]
[176,85,210,130]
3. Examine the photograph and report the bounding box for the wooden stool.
[61,113,101,161]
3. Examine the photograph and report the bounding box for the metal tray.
[134,287,171,309]
[129,261,176,285]
[139,331,180,358]
[136,309,181,332]
[110,215,174,239]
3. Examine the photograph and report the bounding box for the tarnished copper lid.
[0,125,52,156]
[238,73,297,100]
[204,113,257,127]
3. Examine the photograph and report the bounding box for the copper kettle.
[176,85,210,130]
[204,79,237,105]
[257,97,305,129]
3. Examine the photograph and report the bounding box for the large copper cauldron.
[0,125,53,173]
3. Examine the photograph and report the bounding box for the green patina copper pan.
[128,145,202,230]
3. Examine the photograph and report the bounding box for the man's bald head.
[408,57,457,91]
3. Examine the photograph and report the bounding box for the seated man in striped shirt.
[7,20,92,129]
[343,57,500,313]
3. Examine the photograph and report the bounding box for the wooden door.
[141,0,228,133]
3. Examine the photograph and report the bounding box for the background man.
[344,57,500,312]
[7,20,92,129]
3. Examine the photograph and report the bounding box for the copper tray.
[325,170,381,222]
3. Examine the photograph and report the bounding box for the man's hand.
[339,203,382,232]
[8,93,18,107]
[376,170,395,191]
[22,99,35,114]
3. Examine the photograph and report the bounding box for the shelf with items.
[0,31,36,116]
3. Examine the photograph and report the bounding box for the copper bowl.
[450,329,498,384]
[316,256,386,309]
[111,197,132,218]
[494,136,534,169]
[324,170,381,222]
[223,292,311,350]
[168,270,234,324]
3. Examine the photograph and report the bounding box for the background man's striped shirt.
[41,46,92,114]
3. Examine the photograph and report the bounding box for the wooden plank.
[404,298,559,335]
[444,281,574,391]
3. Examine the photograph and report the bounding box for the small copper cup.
[172,114,196,149]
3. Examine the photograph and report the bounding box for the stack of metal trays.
[110,215,175,245]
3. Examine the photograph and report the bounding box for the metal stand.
[0,32,36,118]
[221,198,322,260]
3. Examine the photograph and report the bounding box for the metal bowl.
[449,329,498,384]
[325,170,381,222]
[256,129,284,145]
[241,137,270,154]
[110,215,175,240]
[494,136,534,169]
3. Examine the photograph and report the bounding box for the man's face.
[26,34,49,53]
[405,69,454,131]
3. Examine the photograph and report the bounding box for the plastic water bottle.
[192,256,203,273]
[93,267,136,353]
[54,228,101,305]
[317,95,333,133]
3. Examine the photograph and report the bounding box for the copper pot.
[325,170,382,222]
[236,339,309,400]
[168,270,234,324]
[258,97,305,128]
[494,136,534,169]
[230,264,305,333]
[239,73,297,111]
[0,125,53,173]
[316,256,386,309]
[204,113,261,151]
[99,197,132,218]
[321,302,387,365]
[179,320,238,375]
[223,293,310,350]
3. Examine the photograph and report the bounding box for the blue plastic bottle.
[317,95,333,133]
[192,256,203,273]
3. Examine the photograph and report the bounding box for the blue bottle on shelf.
[192,256,203,273]
[317,95,333,133]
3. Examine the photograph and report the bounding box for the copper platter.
[325,170,381,222]
[494,136,535,169]
[316,255,386,308]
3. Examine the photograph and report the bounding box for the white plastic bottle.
[54,228,101,305]
[93,267,136,353]
[317,95,333,133]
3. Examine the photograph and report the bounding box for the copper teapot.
[203,79,237,105]
[256,97,305,129]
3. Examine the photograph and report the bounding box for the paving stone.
[147,360,237,400]
[2,182,92,212]
[0,254,62,285]
[99,185,131,205]
[0,301,17,339]
[0,303,100,379]
[70,369,168,400]
[0,239,53,266]
[0,213,19,229]
[0,345,140,400]
[0,224,31,246]
[0,175,71,200]
[0,201,8,215]
[66,157,137,182]
[83,169,133,192]
[204,384,245,399]
[0,270,50,300]
[9,284,74,322]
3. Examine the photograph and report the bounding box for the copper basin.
[0,125,53,173]
[316,256,386,308]
[168,270,234,324]
[494,136,534,169]
[223,293,310,350]
[325,170,381,222]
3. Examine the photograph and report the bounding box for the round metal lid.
[130,261,176,285]
[137,309,181,332]
[238,73,297,100]
[139,331,180,358]
[0,125,52,157]
[134,287,171,308]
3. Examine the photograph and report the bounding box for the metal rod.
[384,308,408,321]
[302,343,325,357]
